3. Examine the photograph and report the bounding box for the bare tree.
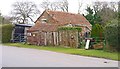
[40,0,51,10]
[50,2,59,11]
[93,1,118,25]
[40,0,69,12]
[0,10,1,16]
[78,0,83,14]
[93,1,102,13]
[93,1,118,12]
[11,1,40,24]
[58,0,69,12]
[110,2,118,11]
[118,1,120,19]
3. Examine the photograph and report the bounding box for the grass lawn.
[3,43,119,61]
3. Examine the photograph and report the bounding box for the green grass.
[3,43,119,61]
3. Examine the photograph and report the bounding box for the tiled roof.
[28,21,41,32]
[28,10,92,32]
[38,24,59,32]
[28,23,59,32]
[46,10,91,26]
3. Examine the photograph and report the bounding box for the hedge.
[1,24,13,43]
[104,19,119,52]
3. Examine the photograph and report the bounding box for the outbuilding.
[11,24,33,42]
[27,10,92,48]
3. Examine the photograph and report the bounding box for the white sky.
[0,0,119,16]
[0,0,118,24]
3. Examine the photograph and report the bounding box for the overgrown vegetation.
[1,24,13,43]
[3,43,119,61]
[85,2,119,52]
[91,24,104,38]
[58,27,82,32]
[104,19,119,52]
[91,24,104,44]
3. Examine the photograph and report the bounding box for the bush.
[104,19,119,52]
[91,24,104,41]
[1,24,13,43]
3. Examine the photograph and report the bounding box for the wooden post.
[58,31,60,45]
[59,31,61,45]
[76,30,79,48]
[46,32,48,45]
[56,32,59,45]
[53,32,56,45]
[44,32,47,45]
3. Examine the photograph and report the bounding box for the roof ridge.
[46,10,82,16]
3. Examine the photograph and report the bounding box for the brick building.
[27,10,92,48]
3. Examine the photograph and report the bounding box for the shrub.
[1,24,13,43]
[91,24,104,41]
[104,19,119,52]
[91,24,104,37]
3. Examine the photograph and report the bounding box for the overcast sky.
[0,0,119,16]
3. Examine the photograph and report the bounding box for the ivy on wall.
[58,27,82,32]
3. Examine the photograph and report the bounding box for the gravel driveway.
[1,45,118,67]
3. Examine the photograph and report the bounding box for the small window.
[41,19,47,23]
